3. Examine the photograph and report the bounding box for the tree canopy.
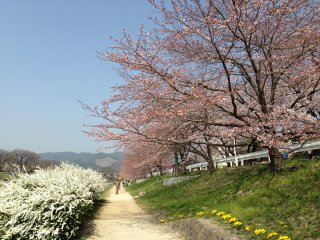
[83,0,320,177]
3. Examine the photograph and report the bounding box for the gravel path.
[86,186,184,240]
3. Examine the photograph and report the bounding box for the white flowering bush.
[0,163,106,240]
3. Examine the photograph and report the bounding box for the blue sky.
[0,0,153,153]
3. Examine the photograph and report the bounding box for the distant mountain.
[40,151,124,172]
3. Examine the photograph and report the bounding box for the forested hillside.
[40,151,123,172]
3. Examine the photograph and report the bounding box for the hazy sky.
[0,1,153,153]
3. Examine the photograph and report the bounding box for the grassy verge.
[76,183,113,240]
[0,172,14,181]
[126,157,320,240]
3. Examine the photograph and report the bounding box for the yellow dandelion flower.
[277,236,291,240]
[267,232,278,238]
[245,225,253,231]
[196,211,204,216]
[178,214,184,218]
[221,214,232,219]
[160,219,165,223]
[216,211,226,216]
[254,228,267,235]
[211,209,218,215]
[229,217,237,223]
[234,221,242,227]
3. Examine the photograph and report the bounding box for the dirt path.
[86,186,184,240]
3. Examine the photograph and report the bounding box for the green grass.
[0,172,14,181]
[127,158,320,240]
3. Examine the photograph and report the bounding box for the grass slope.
[127,157,320,240]
[0,172,13,181]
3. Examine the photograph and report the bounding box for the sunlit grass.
[0,172,15,182]
[127,157,320,239]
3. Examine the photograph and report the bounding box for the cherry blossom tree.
[148,0,320,171]
[84,0,320,173]
[120,141,172,179]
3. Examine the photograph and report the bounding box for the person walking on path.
[115,178,121,194]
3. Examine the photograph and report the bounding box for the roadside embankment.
[127,158,320,239]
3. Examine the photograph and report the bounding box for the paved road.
[86,186,184,240]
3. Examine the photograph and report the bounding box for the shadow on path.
[74,198,110,239]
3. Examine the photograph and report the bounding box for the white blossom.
[0,163,106,240]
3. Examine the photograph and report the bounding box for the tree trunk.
[207,160,215,173]
[19,161,23,173]
[159,166,164,176]
[268,147,283,173]
[206,144,215,173]
[247,138,258,153]
[174,151,180,175]
[181,161,187,174]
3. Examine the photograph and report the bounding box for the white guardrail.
[155,140,320,175]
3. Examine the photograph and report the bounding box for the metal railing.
[152,140,320,175]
